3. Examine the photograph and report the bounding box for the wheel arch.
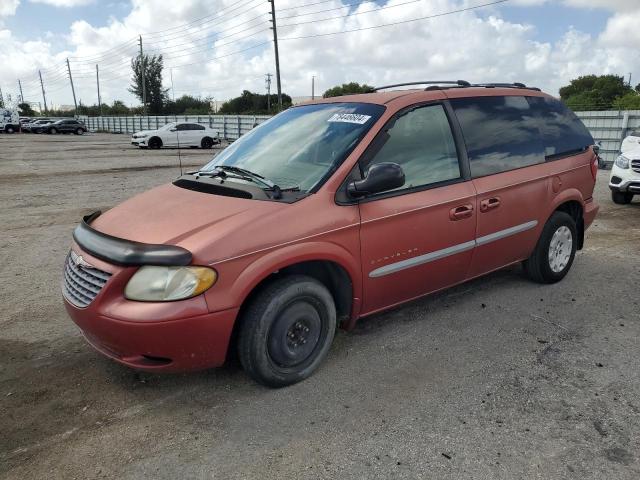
[548,189,584,250]
[223,241,361,326]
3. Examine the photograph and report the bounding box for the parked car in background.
[26,119,54,133]
[19,117,32,130]
[0,108,20,133]
[131,122,220,149]
[620,131,640,154]
[609,147,640,204]
[42,119,87,135]
[64,81,599,387]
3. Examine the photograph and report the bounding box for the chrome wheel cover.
[548,226,572,273]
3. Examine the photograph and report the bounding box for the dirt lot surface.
[1,133,639,479]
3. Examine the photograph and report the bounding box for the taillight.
[590,154,598,180]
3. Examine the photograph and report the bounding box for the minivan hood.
[91,183,282,260]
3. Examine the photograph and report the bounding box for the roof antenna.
[175,123,183,176]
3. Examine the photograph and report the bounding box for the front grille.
[62,252,112,308]
[632,159,640,174]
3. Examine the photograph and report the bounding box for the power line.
[279,0,509,40]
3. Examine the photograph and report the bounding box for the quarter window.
[364,104,461,191]
[526,96,593,159]
[450,96,544,177]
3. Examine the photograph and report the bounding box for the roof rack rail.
[372,80,470,91]
[471,82,541,91]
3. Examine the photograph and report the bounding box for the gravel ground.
[1,133,639,480]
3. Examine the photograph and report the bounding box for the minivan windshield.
[199,103,385,192]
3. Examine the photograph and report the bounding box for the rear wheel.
[148,137,162,149]
[238,275,336,387]
[611,191,633,204]
[201,137,214,149]
[523,211,577,284]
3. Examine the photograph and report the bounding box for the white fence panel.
[84,114,271,141]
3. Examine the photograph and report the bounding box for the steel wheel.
[548,225,573,273]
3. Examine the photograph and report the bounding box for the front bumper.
[131,137,147,146]
[65,299,238,372]
[609,164,640,193]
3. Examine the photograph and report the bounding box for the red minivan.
[63,81,599,387]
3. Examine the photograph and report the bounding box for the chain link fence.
[83,114,271,141]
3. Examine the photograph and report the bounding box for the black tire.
[201,137,214,149]
[523,211,577,284]
[5,125,15,134]
[49,127,58,134]
[75,128,84,135]
[238,275,337,387]
[148,137,162,149]
[611,191,633,205]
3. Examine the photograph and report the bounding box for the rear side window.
[191,124,205,131]
[364,103,460,191]
[450,96,544,178]
[526,96,593,159]
[176,124,188,131]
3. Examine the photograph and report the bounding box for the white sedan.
[131,122,220,149]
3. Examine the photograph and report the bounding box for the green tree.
[129,53,169,114]
[559,74,632,111]
[322,82,374,98]
[18,103,35,116]
[164,95,212,115]
[218,90,292,114]
[612,92,640,110]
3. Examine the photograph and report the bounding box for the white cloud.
[2,0,640,110]
[29,0,94,7]
[0,0,20,18]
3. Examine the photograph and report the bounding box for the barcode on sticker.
[327,113,372,125]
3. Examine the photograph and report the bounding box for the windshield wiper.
[193,166,300,199]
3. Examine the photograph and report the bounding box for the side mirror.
[348,162,405,198]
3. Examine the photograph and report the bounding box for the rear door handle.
[449,204,474,221]
[480,196,501,212]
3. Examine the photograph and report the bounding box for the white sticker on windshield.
[327,113,372,125]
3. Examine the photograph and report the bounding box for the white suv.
[131,122,220,149]
[609,145,640,204]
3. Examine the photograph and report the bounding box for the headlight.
[125,266,217,301]
[615,155,630,169]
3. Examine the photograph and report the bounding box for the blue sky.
[4,1,611,46]
[1,0,638,106]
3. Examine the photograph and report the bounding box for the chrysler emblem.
[70,251,93,269]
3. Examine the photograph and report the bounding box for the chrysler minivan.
[63,81,599,387]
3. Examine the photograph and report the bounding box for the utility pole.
[139,35,147,115]
[170,68,175,102]
[96,64,102,115]
[66,58,78,116]
[38,71,48,114]
[18,79,24,104]
[265,73,272,112]
[268,0,282,109]
[312,75,315,100]
[0,86,4,108]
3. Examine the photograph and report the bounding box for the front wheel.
[5,126,15,134]
[75,128,84,135]
[49,127,58,134]
[523,211,577,284]
[201,137,214,149]
[238,275,337,387]
[611,191,633,204]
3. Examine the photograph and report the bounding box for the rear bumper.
[583,198,599,230]
[65,300,239,372]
